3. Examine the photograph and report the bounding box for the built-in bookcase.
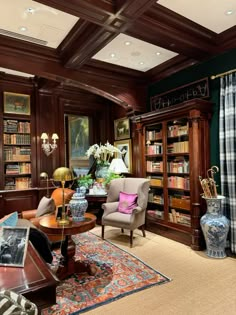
[3,118,32,190]
[132,99,213,250]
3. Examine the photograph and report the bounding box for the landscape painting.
[4,92,30,115]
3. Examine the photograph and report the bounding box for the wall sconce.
[41,133,59,156]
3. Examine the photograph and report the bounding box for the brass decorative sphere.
[52,167,73,182]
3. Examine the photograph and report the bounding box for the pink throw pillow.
[118,191,138,214]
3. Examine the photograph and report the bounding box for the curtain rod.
[211,68,236,80]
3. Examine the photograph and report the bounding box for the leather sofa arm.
[21,209,37,220]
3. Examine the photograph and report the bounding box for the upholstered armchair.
[101,178,150,247]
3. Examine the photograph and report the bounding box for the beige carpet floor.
[84,226,236,315]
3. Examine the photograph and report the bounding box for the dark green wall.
[148,48,236,185]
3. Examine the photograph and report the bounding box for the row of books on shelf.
[5,163,31,175]
[169,209,191,226]
[5,177,32,190]
[146,143,163,154]
[167,141,189,153]
[167,159,189,173]
[4,147,31,161]
[146,161,163,172]
[4,120,31,133]
[148,192,163,204]
[167,123,188,137]
[147,210,164,220]
[4,133,31,145]
[147,176,163,187]
[146,129,162,141]
[168,176,190,189]
[169,195,190,210]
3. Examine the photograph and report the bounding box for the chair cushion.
[118,191,138,214]
[35,197,55,217]
[0,212,18,227]
[0,290,37,315]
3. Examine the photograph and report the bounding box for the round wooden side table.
[39,213,96,280]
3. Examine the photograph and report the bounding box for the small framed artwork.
[3,92,31,115]
[114,117,130,140]
[0,226,29,267]
[114,139,132,173]
[55,204,69,221]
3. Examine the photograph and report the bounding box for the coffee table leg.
[57,235,97,279]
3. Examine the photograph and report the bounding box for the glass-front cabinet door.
[166,118,191,228]
[145,123,164,221]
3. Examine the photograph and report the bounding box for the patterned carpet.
[42,232,171,315]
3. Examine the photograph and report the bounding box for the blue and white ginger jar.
[69,187,88,222]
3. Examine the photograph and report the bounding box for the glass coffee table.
[39,213,96,280]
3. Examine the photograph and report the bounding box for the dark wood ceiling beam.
[0,35,58,62]
[115,0,157,19]
[145,55,198,82]
[217,26,236,53]
[59,20,118,69]
[0,45,146,111]
[58,1,159,69]
[125,5,217,61]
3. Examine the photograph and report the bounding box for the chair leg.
[141,225,146,237]
[121,228,124,233]
[130,230,133,248]
[101,225,105,239]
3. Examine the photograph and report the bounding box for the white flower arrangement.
[86,141,123,165]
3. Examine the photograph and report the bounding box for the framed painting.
[114,117,130,140]
[55,204,70,221]
[4,92,30,115]
[114,139,132,173]
[0,226,29,267]
[68,115,90,170]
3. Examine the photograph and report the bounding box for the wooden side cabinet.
[132,99,213,250]
[0,189,38,217]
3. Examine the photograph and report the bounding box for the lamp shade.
[40,172,48,179]
[109,158,128,174]
[53,167,73,182]
[41,133,48,140]
[52,133,59,140]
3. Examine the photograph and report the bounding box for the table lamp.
[109,158,128,174]
[52,167,74,225]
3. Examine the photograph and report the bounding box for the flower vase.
[200,196,229,258]
[69,187,88,222]
[95,164,110,180]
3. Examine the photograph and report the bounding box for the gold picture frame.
[114,117,130,140]
[4,92,30,115]
[114,139,132,173]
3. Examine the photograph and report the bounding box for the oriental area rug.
[42,232,171,315]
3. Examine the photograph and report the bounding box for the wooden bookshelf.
[3,118,32,190]
[132,99,213,250]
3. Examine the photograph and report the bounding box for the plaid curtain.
[219,73,236,254]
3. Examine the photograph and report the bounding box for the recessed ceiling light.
[110,53,116,58]
[139,61,144,65]
[124,41,131,46]
[26,7,35,14]
[19,26,28,32]
[156,52,161,56]
[225,9,234,15]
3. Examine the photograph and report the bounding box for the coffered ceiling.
[0,0,235,110]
